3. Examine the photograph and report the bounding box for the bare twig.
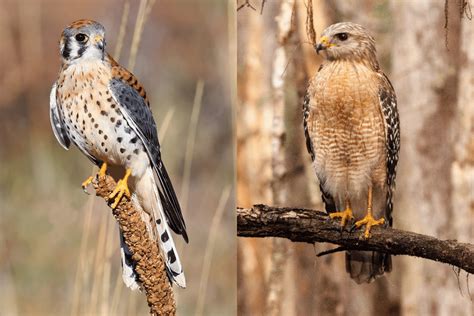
[305,0,317,45]
[93,174,176,316]
[316,246,346,257]
[237,204,474,275]
[237,0,257,11]
[444,0,472,48]
[260,0,267,14]
[445,0,450,49]
[460,0,472,19]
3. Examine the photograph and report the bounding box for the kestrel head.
[316,22,377,65]
[59,19,106,64]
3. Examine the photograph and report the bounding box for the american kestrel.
[304,22,400,283]
[50,19,187,288]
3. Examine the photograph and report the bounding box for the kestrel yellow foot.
[98,162,108,177]
[81,176,94,193]
[108,169,131,209]
[81,163,108,193]
[330,207,354,227]
[354,213,385,238]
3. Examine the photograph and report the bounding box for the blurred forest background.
[0,0,235,315]
[237,0,473,315]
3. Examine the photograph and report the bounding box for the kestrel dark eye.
[75,33,88,42]
[336,33,348,41]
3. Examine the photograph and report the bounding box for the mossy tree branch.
[93,174,176,316]
[237,204,474,274]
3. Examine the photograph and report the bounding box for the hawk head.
[59,19,106,64]
[316,22,377,65]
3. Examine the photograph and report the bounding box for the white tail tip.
[120,249,140,291]
[173,273,186,288]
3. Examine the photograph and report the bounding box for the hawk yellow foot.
[81,163,108,193]
[108,168,131,209]
[330,207,354,227]
[354,213,385,238]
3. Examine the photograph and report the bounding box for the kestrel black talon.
[349,223,358,233]
[82,187,91,195]
[81,162,107,194]
[81,176,93,194]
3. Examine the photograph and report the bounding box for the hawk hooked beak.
[316,36,332,54]
[94,35,105,51]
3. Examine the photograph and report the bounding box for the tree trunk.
[264,1,294,315]
[391,0,472,314]
[237,4,274,315]
[451,5,474,315]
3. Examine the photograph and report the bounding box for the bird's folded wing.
[108,78,188,242]
[49,83,71,150]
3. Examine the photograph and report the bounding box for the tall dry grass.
[0,1,235,315]
[194,186,231,316]
[69,8,227,314]
[180,80,205,215]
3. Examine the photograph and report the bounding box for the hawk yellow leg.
[354,186,385,238]
[108,168,132,209]
[329,198,354,226]
[81,162,108,192]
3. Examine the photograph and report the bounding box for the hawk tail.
[345,251,391,284]
[132,168,186,288]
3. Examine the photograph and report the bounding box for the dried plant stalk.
[93,174,176,316]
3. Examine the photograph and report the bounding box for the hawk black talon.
[349,223,358,233]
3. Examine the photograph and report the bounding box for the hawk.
[304,22,400,283]
[49,19,187,288]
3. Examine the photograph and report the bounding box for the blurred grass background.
[0,0,235,315]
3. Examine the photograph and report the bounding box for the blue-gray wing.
[108,79,188,242]
[49,83,71,150]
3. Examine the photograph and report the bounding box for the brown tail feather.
[345,251,391,284]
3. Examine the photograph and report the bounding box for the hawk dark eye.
[336,33,348,41]
[75,33,88,42]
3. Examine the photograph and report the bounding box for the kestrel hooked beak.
[94,34,105,51]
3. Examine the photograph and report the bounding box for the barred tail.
[345,251,391,284]
[119,230,140,290]
[133,167,186,288]
[152,181,186,288]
